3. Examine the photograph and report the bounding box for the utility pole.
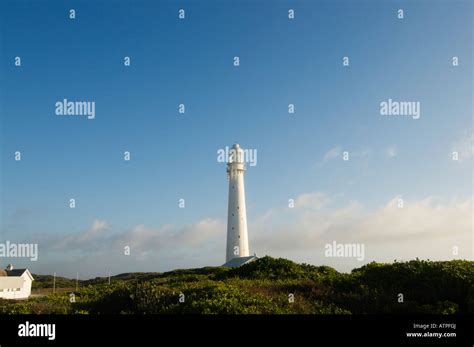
[53,272,56,293]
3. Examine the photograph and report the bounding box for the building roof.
[6,269,28,277]
[3,269,34,281]
[223,255,258,268]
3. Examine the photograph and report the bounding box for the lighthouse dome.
[229,144,244,163]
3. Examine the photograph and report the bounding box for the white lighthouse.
[223,144,257,267]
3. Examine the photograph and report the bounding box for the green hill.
[2,257,473,314]
[32,274,77,289]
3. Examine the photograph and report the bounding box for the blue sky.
[0,0,472,278]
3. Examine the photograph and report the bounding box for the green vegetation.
[32,274,77,290]
[1,257,472,314]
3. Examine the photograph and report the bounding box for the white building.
[0,264,34,300]
[223,144,257,267]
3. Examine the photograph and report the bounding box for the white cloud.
[250,193,473,270]
[28,192,473,277]
[314,146,340,167]
[47,219,109,251]
[295,192,331,210]
[44,218,224,254]
[317,146,371,167]
[77,219,109,243]
[112,218,224,251]
[323,146,342,162]
[32,217,226,277]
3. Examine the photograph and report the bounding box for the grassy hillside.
[2,257,473,314]
[32,274,77,289]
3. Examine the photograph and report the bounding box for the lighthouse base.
[222,255,258,268]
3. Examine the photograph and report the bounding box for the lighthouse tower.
[225,144,250,262]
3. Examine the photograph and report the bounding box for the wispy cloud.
[323,146,342,162]
[42,218,224,255]
[253,193,473,260]
[295,192,331,210]
[452,133,474,162]
[251,193,472,267]
[386,145,398,158]
[316,146,371,167]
